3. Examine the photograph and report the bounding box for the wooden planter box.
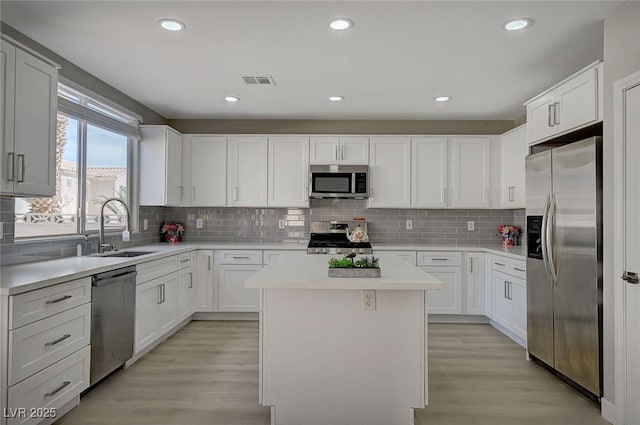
[328,268,381,278]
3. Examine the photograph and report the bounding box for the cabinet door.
[157,273,177,334]
[556,66,599,134]
[262,250,306,266]
[500,125,527,208]
[134,280,160,354]
[368,136,411,208]
[450,137,490,208]
[527,94,557,144]
[165,128,183,205]
[340,136,369,164]
[177,268,193,322]
[216,265,262,312]
[420,266,462,314]
[195,250,214,312]
[374,251,417,266]
[310,136,339,164]
[190,135,227,206]
[1,41,16,194]
[268,136,309,207]
[13,48,57,196]
[412,137,447,208]
[491,272,513,329]
[511,279,527,341]
[465,252,486,315]
[227,136,268,206]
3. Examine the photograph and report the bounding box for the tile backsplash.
[1,195,525,266]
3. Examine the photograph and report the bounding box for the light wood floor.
[55,321,609,425]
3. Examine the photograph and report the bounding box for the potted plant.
[328,253,381,278]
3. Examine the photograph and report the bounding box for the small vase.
[502,236,514,249]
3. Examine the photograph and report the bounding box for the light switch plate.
[278,219,285,229]
[467,221,475,231]
[196,219,204,229]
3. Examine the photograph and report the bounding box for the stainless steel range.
[307,221,372,255]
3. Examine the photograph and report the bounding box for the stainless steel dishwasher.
[90,266,136,385]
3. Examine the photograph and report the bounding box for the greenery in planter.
[328,254,380,269]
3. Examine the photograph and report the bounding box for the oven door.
[310,172,354,197]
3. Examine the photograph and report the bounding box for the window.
[15,82,141,238]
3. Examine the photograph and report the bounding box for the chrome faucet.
[98,197,132,253]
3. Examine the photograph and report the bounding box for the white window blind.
[57,83,142,140]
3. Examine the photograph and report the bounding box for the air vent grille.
[242,75,276,86]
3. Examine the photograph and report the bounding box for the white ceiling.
[0,1,621,121]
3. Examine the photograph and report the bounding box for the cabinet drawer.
[177,252,192,270]
[9,278,90,330]
[491,256,509,273]
[417,251,462,267]
[262,250,306,265]
[218,250,262,265]
[492,255,526,280]
[374,251,417,266]
[9,304,91,386]
[136,255,178,284]
[8,346,90,425]
[509,260,527,280]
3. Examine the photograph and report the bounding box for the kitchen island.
[245,255,444,425]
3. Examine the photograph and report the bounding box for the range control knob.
[359,248,364,254]
[322,248,328,254]
[337,248,342,254]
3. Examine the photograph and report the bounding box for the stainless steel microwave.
[309,165,369,199]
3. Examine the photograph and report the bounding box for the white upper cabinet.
[183,135,227,206]
[140,125,183,206]
[309,136,368,164]
[268,136,309,207]
[411,137,448,208]
[1,40,58,197]
[368,136,411,208]
[499,125,527,208]
[525,61,602,145]
[227,136,268,207]
[449,137,491,208]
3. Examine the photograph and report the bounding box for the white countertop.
[245,255,444,290]
[0,241,524,296]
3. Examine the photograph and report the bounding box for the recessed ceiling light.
[159,19,186,31]
[503,18,531,31]
[329,18,353,31]
[329,96,344,102]
[225,96,240,102]
[435,96,450,102]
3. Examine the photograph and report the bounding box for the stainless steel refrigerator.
[525,137,602,397]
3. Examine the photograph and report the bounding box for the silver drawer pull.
[180,259,190,263]
[494,262,506,267]
[45,381,71,398]
[513,267,525,272]
[232,256,251,259]
[431,258,449,261]
[46,295,72,304]
[45,334,71,346]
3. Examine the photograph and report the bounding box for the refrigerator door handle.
[540,193,554,285]
[547,194,558,285]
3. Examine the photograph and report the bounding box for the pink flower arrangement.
[496,225,521,249]
[161,222,185,244]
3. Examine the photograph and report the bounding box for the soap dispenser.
[81,235,91,256]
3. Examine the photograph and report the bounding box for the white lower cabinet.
[134,271,177,354]
[490,254,527,346]
[195,250,214,312]
[262,250,307,265]
[418,251,462,314]
[465,252,486,315]
[177,267,194,322]
[374,250,417,266]
[215,265,262,312]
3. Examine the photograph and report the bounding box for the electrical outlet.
[467,221,475,231]
[406,219,413,230]
[362,290,376,311]
[196,219,204,229]
[278,219,285,229]
[143,219,148,230]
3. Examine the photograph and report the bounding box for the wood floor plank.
[55,321,609,425]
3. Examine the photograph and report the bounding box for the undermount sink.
[98,251,157,258]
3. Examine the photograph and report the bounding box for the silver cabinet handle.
[470,257,474,273]
[504,281,508,299]
[208,255,212,271]
[514,267,525,272]
[341,145,345,160]
[494,262,505,267]
[432,258,449,261]
[45,381,71,398]
[443,187,447,203]
[192,186,196,201]
[509,282,512,300]
[180,259,190,263]
[6,152,14,181]
[162,283,166,303]
[179,185,183,201]
[232,256,251,259]
[46,295,72,304]
[554,102,560,125]
[157,285,162,304]
[233,186,239,201]
[335,146,338,161]
[188,272,193,288]
[45,334,71,346]
[548,104,554,127]
[17,154,25,182]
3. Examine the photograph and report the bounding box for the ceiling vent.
[242,75,276,86]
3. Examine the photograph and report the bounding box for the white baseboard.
[601,398,616,424]
[39,395,79,425]
[489,320,527,349]
[428,314,490,324]
[193,312,259,321]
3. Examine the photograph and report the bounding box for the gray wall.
[602,0,640,406]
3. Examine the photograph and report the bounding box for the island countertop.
[245,254,444,290]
